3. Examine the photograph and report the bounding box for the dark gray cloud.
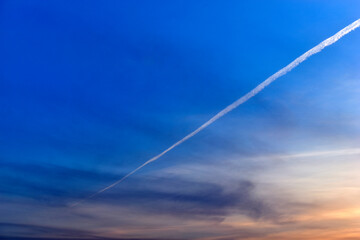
[1,237,170,240]
[0,223,185,240]
[90,177,277,221]
[0,158,277,221]
[0,222,95,239]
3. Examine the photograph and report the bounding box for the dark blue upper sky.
[1,1,360,239]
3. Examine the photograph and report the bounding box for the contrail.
[70,19,360,207]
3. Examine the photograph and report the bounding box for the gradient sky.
[1,1,360,240]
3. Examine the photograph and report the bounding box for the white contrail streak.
[70,19,360,207]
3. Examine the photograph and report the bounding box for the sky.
[1,1,360,239]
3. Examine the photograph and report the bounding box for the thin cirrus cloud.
[249,148,360,161]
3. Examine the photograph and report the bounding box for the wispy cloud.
[250,148,360,161]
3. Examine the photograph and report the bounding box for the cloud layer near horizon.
[2,148,360,239]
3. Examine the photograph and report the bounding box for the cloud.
[84,176,277,222]
[0,221,178,240]
[0,222,94,239]
[0,161,121,205]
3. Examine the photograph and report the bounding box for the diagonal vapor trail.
[70,19,360,207]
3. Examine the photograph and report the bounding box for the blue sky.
[1,1,360,239]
